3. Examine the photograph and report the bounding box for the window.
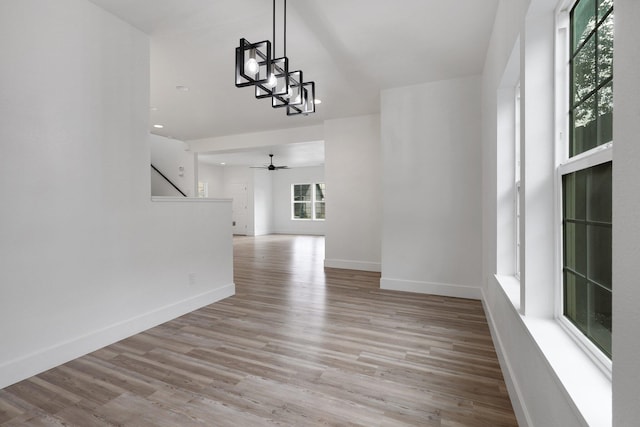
[561,0,613,359]
[197,181,208,198]
[315,183,326,219]
[292,183,325,220]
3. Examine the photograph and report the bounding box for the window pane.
[564,221,587,275]
[573,36,596,105]
[315,202,325,219]
[588,225,612,289]
[564,271,588,330]
[315,183,325,202]
[597,81,613,145]
[293,184,312,201]
[590,283,612,357]
[293,202,311,219]
[587,161,612,222]
[563,170,587,220]
[571,94,597,156]
[572,0,596,51]
[598,0,613,21]
[597,13,614,84]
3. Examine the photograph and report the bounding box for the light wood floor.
[0,235,517,426]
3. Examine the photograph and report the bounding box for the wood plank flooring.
[0,235,517,426]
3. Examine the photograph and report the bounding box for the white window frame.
[514,82,522,280]
[554,0,612,375]
[291,183,325,221]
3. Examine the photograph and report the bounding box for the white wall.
[380,76,483,299]
[324,115,382,271]
[150,134,196,197]
[612,0,640,424]
[253,169,274,236]
[272,166,325,236]
[0,0,234,388]
[197,162,225,198]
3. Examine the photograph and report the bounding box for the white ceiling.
[88,0,498,165]
[198,140,324,167]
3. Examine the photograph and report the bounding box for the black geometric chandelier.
[235,0,316,116]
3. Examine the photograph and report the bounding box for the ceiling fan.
[252,154,289,171]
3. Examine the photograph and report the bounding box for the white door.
[230,183,248,235]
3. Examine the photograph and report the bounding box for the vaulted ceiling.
[88,0,499,144]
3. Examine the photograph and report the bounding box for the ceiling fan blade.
[249,154,290,170]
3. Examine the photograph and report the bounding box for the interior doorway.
[230,182,248,235]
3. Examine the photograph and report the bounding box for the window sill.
[494,275,612,427]
[495,274,521,311]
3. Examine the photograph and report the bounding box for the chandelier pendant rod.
[272,0,287,58]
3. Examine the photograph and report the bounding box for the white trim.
[558,314,613,378]
[558,142,613,175]
[324,259,381,272]
[0,283,235,389]
[271,231,325,237]
[481,286,532,427]
[380,277,481,300]
[491,275,611,427]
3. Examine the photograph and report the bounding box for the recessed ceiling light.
[220,162,226,166]
[176,85,189,92]
[153,124,164,129]
[150,107,158,111]
[314,99,322,105]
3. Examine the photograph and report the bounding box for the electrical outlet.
[188,273,196,285]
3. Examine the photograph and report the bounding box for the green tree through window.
[570,0,613,155]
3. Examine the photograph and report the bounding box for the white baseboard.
[272,231,325,236]
[324,259,381,272]
[380,277,482,300]
[0,283,235,389]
